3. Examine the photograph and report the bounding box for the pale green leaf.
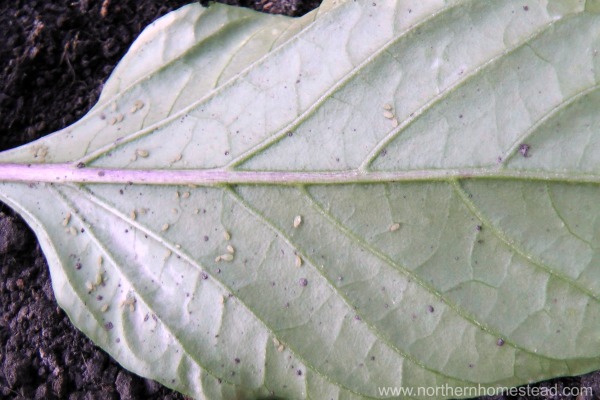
[1,1,600,399]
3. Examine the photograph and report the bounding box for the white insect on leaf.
[220,254,234,262]
[293,215,302,228]
[62,212,71,227]
[135,149,149,158]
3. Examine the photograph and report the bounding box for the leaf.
[1,0,600,398]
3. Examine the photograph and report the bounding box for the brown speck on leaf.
[497,338,505,346]
[299,278,308,287]
[427,305,434,313]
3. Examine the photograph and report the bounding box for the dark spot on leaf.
[497,338,505,346]
[287,132,293,137]
[224,150,229,156]
[296,369,302,376]
[427,305,434,313]
[476,225,482,231]
[523,5,529,11]
[116,338,120,343]
[104,322,114,331]
[234,358,240,364]
[354,315,361,321]
[371,356,375,361]
[519,143,530,157]
[76,162,85,168]
[75,262,82,270]
[204,236,209,242]
[201,273,208,280]
[119,189,123,195]
[96,295,103,301]
[299,278,308,287]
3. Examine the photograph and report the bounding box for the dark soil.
[0,0,598,399]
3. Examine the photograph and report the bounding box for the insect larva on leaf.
[182,192,190,199]
[134,100,144,110]
[97,256,103,267]
[173,153,183,162]
[101,304,109,313]
[220,254,234,262]
[130,210,136,220]
[135,149,149,158]
[95,272,104,285]
[116,114,124,123]
[383,103,393,111]
[391,118,399,128]
[223,231,231,241]
[389,223,400,232]
[62,212,71,227]
[295,255,303,268]
[85,282,94,292]
[293,215,302,228]
[161,223,169,232]
[226,245,235,254]
[383,111,394,119]
[69,226,78,236]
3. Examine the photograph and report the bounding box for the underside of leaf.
[0,1,599,399]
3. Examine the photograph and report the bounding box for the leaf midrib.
[1,164,600,185]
